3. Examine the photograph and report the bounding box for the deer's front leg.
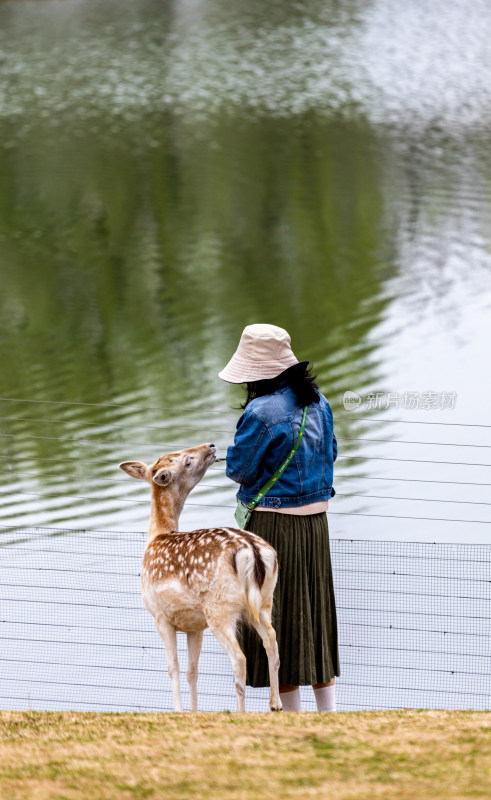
[155,614,182,711]
[186,629,203,712]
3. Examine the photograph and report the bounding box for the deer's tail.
[232,534,278,624]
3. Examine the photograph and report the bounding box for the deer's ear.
[119,461,149,481]
[153,469,173,487]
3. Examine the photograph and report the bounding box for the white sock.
[279,688,302,711]
[314,684,336,712]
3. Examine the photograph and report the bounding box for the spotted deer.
[119,443,281,712]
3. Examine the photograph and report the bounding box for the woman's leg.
[313,678,336,711]
[313,678,335,689]
[280,679,336,712]
[279,684,301,711]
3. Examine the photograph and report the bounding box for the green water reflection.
[0,105,392,528]
[1,0,490,535]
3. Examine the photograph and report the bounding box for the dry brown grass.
[0,710,490,799]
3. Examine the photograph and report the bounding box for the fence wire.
[0,527,489,712]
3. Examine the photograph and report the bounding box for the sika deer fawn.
[119,443,281,712]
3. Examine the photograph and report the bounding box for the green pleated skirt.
[239,510,340,687]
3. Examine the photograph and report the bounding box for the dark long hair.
[242,362,320,408]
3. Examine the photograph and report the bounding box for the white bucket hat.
[218,323,299,383]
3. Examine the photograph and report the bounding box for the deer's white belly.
[142,578,208,632]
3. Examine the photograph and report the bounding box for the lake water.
[0,0,490,712]
[1,0,490,541]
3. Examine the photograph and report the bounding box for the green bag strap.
[246,405,308,512]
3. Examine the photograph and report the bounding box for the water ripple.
[1,0,491,133]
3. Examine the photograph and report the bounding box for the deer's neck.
[147,484,185,545]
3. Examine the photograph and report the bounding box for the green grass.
[0,710,490,799]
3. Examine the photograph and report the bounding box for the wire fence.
[1,394,491,426]
[0,526,489,712]
[0,395,490,710]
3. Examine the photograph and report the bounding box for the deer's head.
[119,443,217,500]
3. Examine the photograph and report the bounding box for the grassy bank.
[1,710,490,799]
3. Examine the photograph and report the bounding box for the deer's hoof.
[270,704,283,712]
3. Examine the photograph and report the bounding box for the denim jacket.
[226,385,337,509]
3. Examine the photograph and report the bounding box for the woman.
[219,323,339,712]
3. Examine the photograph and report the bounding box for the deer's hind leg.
[206,610,246,712]
[250,607,282,712]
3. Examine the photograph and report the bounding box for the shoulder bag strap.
[246,405,308,512]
